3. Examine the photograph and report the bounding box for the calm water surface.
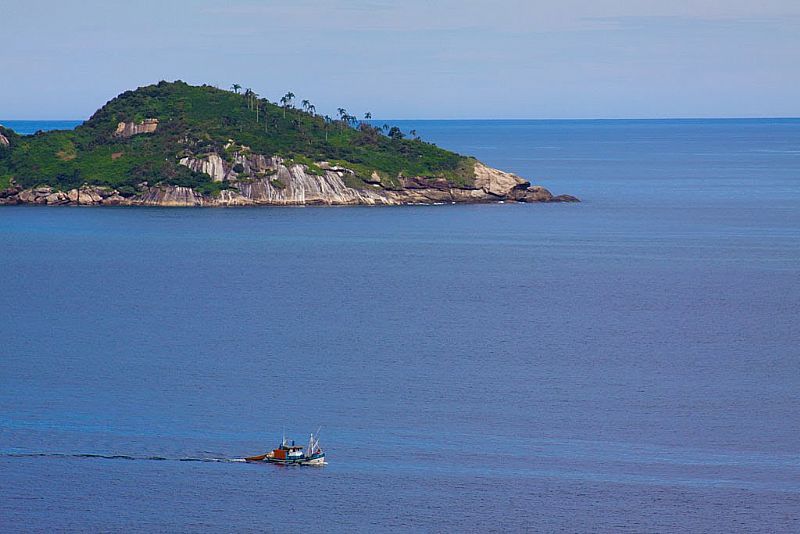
[1,119,799,531]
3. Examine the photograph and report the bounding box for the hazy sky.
[1,0,799,119]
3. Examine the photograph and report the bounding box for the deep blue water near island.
[1,119,799,531]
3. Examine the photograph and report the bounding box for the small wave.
[178,457,240,463]
[1,452,243,463]
[76,453,137,460]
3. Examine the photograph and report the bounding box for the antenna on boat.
[307,427,323,456]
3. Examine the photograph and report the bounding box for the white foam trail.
[2,452,248,463]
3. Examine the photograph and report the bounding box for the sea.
[1,118,798,532]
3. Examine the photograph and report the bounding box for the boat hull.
[246,452,326,466]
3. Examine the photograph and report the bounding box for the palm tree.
[388,126,404,140]
[308,104,316,116]
[324,115,332,141]
[301,99,311,112]
[231,84,241,94]
[410,129,417,139]
[282,92,295,118]
[382,124,390,132]
[280,96,288,117]
[337,108,348,130]
[364,112,372,120]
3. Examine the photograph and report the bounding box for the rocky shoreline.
[0,157,578,207]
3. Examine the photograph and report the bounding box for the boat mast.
[306,427,322,456]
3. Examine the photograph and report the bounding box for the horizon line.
[2,116,799,123]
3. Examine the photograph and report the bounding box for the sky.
[1,0,799,119]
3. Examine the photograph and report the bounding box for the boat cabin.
[272,442,305,460]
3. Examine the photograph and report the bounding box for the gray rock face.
[0,132,9,147]
[113,119,158,138]
[79,189,103,205]
[45,191,69,205]
[473,162,527,197]
[6,185,120,206]
[521,186,553,202]
[103,194,126,205]
[137,186,205,206]
[0,184,20,198]
[2,149,579,207]
[18,189,37,203]
[179,153,227,182]
[172,151,577,206]
[551,194,581,202]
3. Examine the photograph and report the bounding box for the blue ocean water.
[1,119,799,531]
[0,120,82,135]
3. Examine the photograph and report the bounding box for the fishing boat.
[245,432,326,466]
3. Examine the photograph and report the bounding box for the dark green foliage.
[387,126,404,140]
[0,81,476,192]
[196,181,235,197]
[0,125,19,146]
[0,126,17,189]
[342,173,369,190]
[117,185,137,197]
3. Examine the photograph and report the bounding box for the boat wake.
[1,452,247,463]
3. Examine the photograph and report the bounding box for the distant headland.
[0,81,578,207]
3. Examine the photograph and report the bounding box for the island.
[0,81,578,206]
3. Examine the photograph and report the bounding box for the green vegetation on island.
[0,80,476,194]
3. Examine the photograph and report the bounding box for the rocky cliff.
[0,150,578,207]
